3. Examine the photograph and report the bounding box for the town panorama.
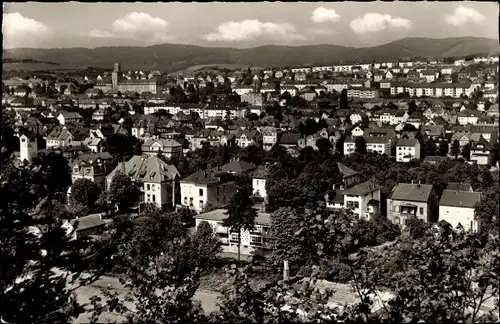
[1,2,499,323]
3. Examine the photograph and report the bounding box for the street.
[57,270,220,323]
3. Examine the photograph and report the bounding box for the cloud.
[445,6,485,26]
[87,12,172,42]
[203,19,304,42]
[2,12,51,48]
[311,7,341,23]
[86,29,115,38]
[350,13,412,33]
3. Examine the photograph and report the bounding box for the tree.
[223,185,258,262]
[354,136,367,154]
[316,137,333,155]
[339,89,348,109]
[462,142,471,160]
[69,179,102,214]
[352,227,499,323]
[402,123,417,131]
[190,221,222,272]
[474,187,499,234]
[0,158,107,324]
[422,137,437,158]
[438,140,449,157]
[108,172,141,212]
[33,152,72,201]
[408,100,419,115]
[449,139,460,159]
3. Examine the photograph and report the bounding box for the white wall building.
[438,190,481,232]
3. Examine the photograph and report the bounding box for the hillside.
[3,37,499,72]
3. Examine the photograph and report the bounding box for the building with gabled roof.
[387,182,438,225]
[439,190,482,232]
[106,155,179,209]
[179,165,237,213]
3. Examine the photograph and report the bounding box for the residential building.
[252,166,268,200]
[439,190,482,232]
[141,138,183,160]
[386,182,438,225]
[470,137,492,165]
[194,208,271,255]
[260,126,279,151]
[219,160,256,175]
[366,136,391,155]
[46,126,75,149]
[179,166,237,212]
[235,129,262,148]
[57,111,83,125]
[71,152,116,189]
[347,87,379,99]
[396,138,421,162]
[343,181,381,220]
[106,155,180,209]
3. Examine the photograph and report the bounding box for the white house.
[351,126,364,137]
[194,208,271,255]
[343,181,381,220]
[106,155,180,209]
[439,190,481,232]
[180,167,237,212]
[396,138,421,162]
[252,166,268,200]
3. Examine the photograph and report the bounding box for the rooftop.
[390,183,434,203]
[195,208,270,225]
[439,190,481,209]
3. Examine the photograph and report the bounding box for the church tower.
[112,62,121,91]
[20,133,38,163]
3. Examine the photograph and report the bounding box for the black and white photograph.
[1,2,499,323]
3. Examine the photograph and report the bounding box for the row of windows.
[393,205,424,215]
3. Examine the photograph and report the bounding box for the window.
[152,195,156,202]
[147,194,150,202]
[199,189,204,196]
[230,233,239,241]
[184,197,187,205]
[354,202,359,209]
[189,198,193,207]
[147,184,150,190]
[250,236,262,245]
[419,207,424,215]
[199,200,203,209]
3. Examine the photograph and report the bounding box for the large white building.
[194,208,271,255]
[347,87,380,99]
[179,167,237,212]
[439,190,481,232]
[106,155,180,209]
[396,139,421,162]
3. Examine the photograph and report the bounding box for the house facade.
[386,182,438,226]
[439,190,481,232]
[194,208,271,255]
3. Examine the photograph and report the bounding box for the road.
[55,270,220,323]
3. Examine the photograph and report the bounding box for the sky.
[3,2,499,49]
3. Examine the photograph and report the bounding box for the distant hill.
[3,37,499,72]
